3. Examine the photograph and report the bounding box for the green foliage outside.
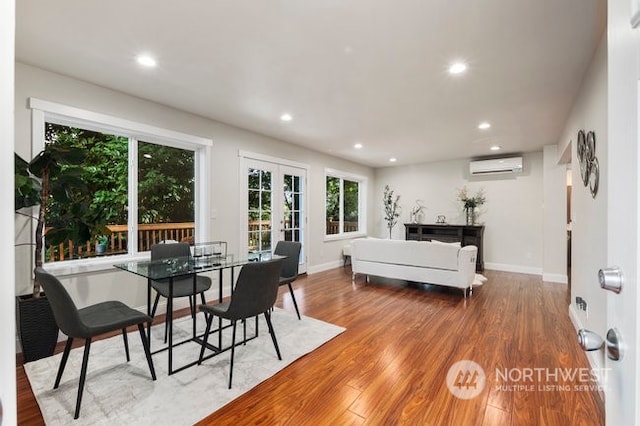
[45,123,195,229]
[326,176,359,233]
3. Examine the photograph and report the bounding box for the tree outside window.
[43,122,196,261]
[325,174,361,236]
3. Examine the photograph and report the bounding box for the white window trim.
[324,168,367,241]
[29,98,212,277]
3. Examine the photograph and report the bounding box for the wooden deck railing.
[46,222,195,262]
[326,221,359,235]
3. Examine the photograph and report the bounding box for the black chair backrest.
[151,242,191,261]
[274,241,301,279]
[34,267,86,338]
[226,258,283,320]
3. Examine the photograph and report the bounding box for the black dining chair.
[150,242,212,342]
[198,258,283,388]
[273,241,302,319]
[34,267,156,420]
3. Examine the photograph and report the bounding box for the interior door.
[604,3,639,425]
[242,158,307,273]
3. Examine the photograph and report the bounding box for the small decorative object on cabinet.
[404,223,484,272]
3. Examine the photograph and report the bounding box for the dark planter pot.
[16,293,59,362]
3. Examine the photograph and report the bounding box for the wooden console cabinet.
[404,223,484,272]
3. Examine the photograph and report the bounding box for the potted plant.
[15,145,108,361]
[96,235,109,255]
[383,185,401,239]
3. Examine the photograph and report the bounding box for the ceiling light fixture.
[280,113,293,122]
[448,62,467,75]
[354,143,363,149]
[136,54,157,68]
[478,122,491,130]
[389,157,397,163]
[490,145,501,151]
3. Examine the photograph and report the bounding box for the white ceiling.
[16,0,606,167]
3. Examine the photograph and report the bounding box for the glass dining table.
[114,252,276,375]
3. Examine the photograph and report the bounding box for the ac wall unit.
[469,156,523,175]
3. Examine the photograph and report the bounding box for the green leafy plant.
[15,145,110,297]
[383,185,401,238]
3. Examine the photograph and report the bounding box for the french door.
[241,156,307,273]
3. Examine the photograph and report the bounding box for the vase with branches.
[383,185,401,238]
[457,186,486,225]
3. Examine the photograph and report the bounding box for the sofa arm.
[458,246,478,283]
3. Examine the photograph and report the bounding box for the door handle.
[578,328,624,361]
[599,267,623,293]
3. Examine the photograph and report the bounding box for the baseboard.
[307,260,343,275]
[485,262,543,276]
[542,273,568,284]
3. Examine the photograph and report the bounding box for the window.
[325,169,366,238]
[30,98,211,270]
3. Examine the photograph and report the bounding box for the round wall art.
[577,129,599,198]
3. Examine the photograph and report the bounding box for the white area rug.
[24,309,345,425]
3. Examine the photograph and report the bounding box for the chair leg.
[287,283,301,320]
[138,323,156,380]
[198,312,214,364]
[54,337,74,389]
[74,338,92,420]
[228,320,237,389]
[122,328,130,362]
[264,311,282,360]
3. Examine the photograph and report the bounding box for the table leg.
[192,274,197,338]
[147,278,151,348]
[168,277,174,375]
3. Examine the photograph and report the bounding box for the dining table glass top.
[113,251,278,280]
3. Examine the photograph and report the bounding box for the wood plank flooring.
[16,267,604,425]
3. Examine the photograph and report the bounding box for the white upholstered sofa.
[350,238,482,296]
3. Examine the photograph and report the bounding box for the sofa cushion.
[352,238,460,271]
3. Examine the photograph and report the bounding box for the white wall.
[14,63,375,312]
[556,35,607,369]
[542,144,569,283]
[2,0,17,422]
[374,153,544,274]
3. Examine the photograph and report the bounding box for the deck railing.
[325,221,359,235]
[46,222,195,262]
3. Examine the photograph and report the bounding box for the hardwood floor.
[16,267,604,425]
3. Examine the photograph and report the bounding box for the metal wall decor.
[577,129,599,198]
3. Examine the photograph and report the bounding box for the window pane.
[43,123,128,262]
[261,190,272,211]
[326,176,340,235]
[248,168,260,189]
[343,179,359,233]
[138,141,195,247]
[261,171,272,190]
[248,190,259,210]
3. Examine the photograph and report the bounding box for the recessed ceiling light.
[136,54,157,68]
[448,62,467,75]
[389,157,397,162]
[354,143,363,149]
[280,113,293,122]
[490,145,501,151]
[478,122,491,130]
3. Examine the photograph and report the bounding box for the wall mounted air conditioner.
[469,156,523,175]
